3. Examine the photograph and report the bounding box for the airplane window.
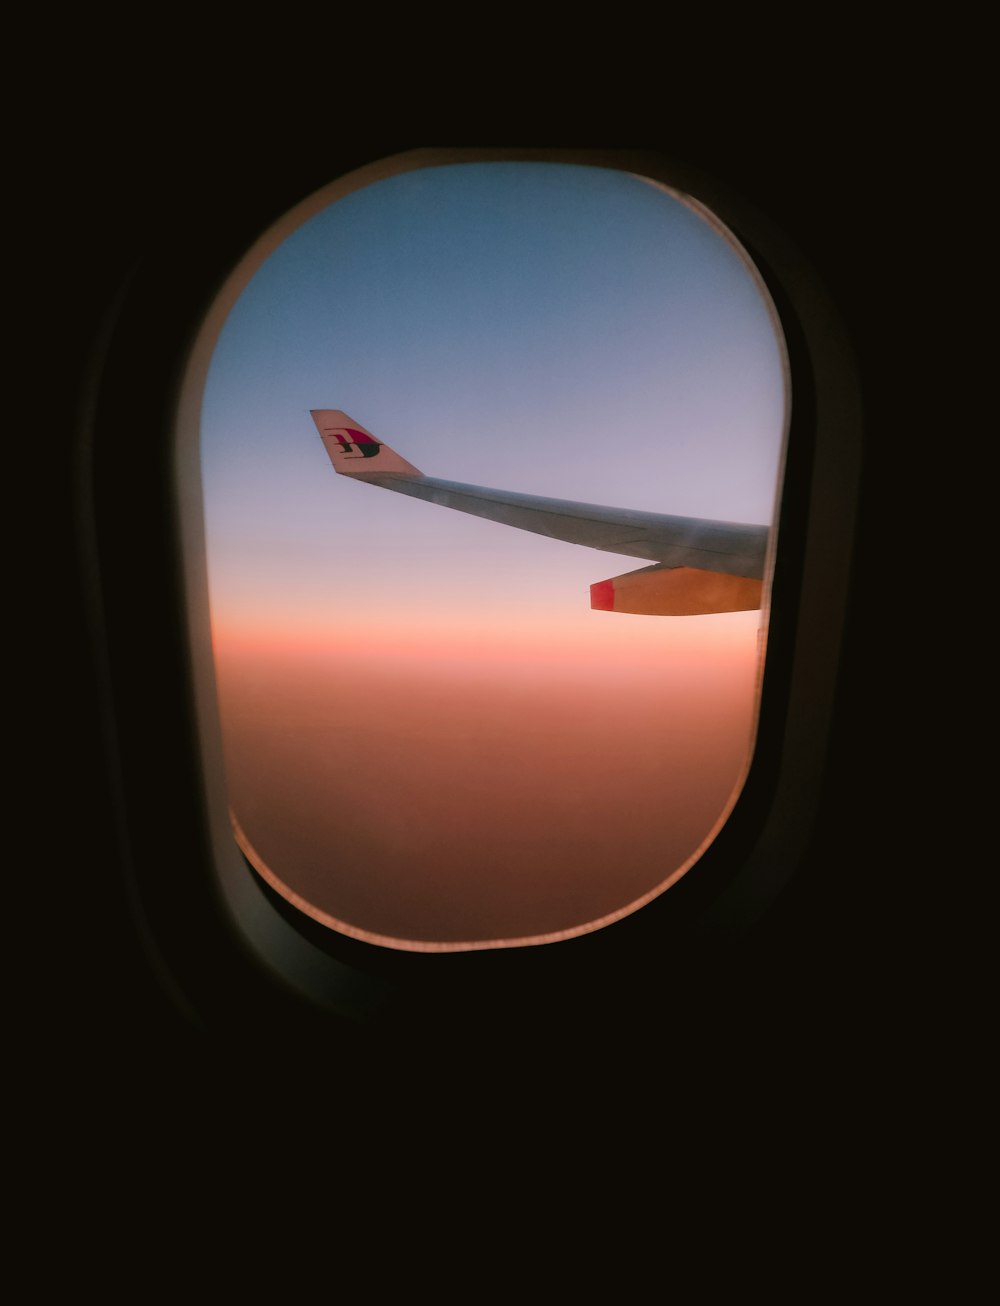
[186,156,789,952]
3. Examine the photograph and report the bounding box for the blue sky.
[200,161,787,644]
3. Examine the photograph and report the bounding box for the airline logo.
[325,427,382,460]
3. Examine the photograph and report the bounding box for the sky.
[198,160,788,950]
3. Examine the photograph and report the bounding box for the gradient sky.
[199,160,788,950]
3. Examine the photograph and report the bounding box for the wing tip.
[311,410,424,478]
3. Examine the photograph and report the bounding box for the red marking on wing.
[590,580,616,611]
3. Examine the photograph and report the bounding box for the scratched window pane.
[200,161,788,951]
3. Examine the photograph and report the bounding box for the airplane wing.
[311,409,768,615]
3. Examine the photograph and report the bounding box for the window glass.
[199,160,788,951]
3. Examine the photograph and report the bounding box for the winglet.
[311,410,423,478]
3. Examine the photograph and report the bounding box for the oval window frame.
[87,146,862,1024]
